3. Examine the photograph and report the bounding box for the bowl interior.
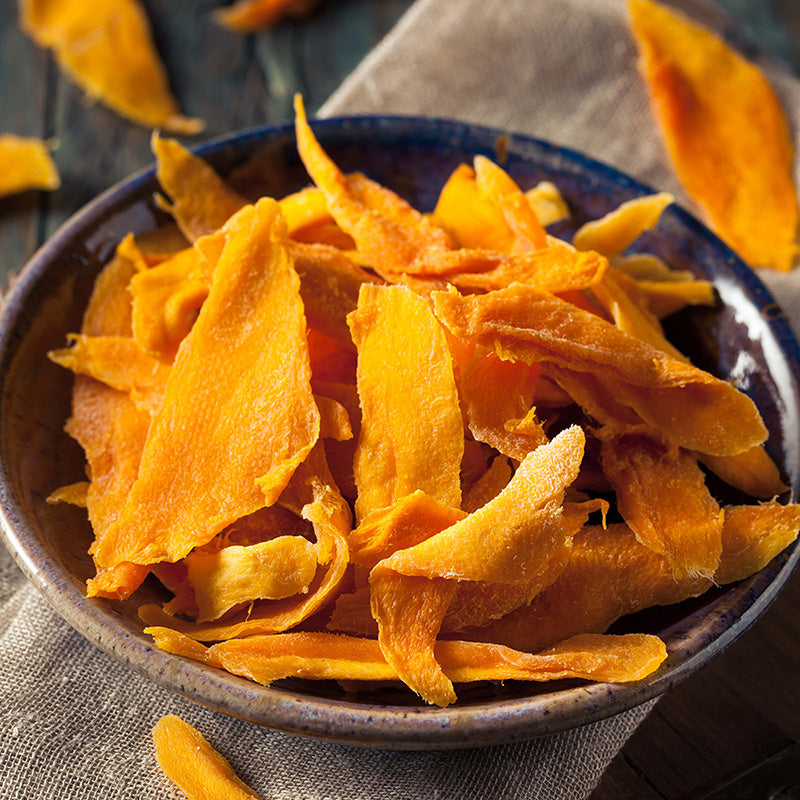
[1,116,799,748]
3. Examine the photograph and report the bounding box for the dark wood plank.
[592,754,664,800]
[0,2,52,286]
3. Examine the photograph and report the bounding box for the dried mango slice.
[460,349,545,461]
[698,445,788,499]
[185,537,317,622]
[0,135,59,197]
[154,631,664,696]
[462,455,512,513]
[20,0,202,134]
[474,155,547,250]
[279,187,333,236]
[629,0,798,270]
[370,426,585,705]
[152,134,246,242]
[294,95,451,272]
[349,491,466,569]
[153,715,263,800]
[592,268,687,361]
[432,284,767,456]
[290,241,382,347]
[433,163,516,251]
[573,193,673,256]
[447,243,608,293]
[315,394,352,442]
[129,246,208,363]
[95,200,319,568]
[348,284,464,521]
[601,434,723,579]
[139,445,350,641]
[49,335,171,417]
[634,278,716,318]
[46,481,89,507]
[468,501,800,653]
[525,182,570,226]
[215,0,318,32]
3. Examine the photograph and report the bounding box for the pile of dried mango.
[47,95,800,708]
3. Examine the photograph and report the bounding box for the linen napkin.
[2,1,799,798]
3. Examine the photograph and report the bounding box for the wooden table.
[1,2,799,798]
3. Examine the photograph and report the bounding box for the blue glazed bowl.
[0,116,798,749]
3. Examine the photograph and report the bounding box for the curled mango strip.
[432,284,767,456]
[185,537,318,622]
[462,455,512,513]
[592,268,688,362]
[629,0,798,270]
[525,182,570,226]
[446,243,608,293]
[0,135,59,197]
[153,715,263,800]
[466,502,800,653]
[215,0,318,32]
[348,284,464,521]
[315,394,352,442]
[601,434,723,579]
[433,163,516,252]
[370,426,585,705]
[46,481,89,507]
[633,278,716,318]
[147,629,666,696]
[573,193,673,256]
[460,349,545,461]
[698,445,788,500]
[294,95,452,273]
[290,241,382,347]
[473,155,548,251]
[49,335,171,417]
[20,0,202,134]
[95,200,319,569]
[129,247,209,364]
[152,134,246,242]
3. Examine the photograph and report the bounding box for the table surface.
[1,2,799,798]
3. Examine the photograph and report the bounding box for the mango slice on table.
[629,0,798,270]
[0,135,59,197]
[20,0,203,134]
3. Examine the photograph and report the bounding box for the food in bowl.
[44,98,800,709]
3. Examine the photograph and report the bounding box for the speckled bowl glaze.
[1,117,799,750]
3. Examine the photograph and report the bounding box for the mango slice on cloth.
[432,284,767,456]
[370,426,585,705]
[0,135,59,197]
[152,134,246,241]
[348,284,464,521]
[94,200,319,569]
[629,0,798,270]
[601,434,723,579]
[154,715,263,800]
[20,0,202,134]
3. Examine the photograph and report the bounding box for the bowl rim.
[1,113,799,749]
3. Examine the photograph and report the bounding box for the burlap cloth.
[2,0,798,797]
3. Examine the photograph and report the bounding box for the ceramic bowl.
[1,116,798,749]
